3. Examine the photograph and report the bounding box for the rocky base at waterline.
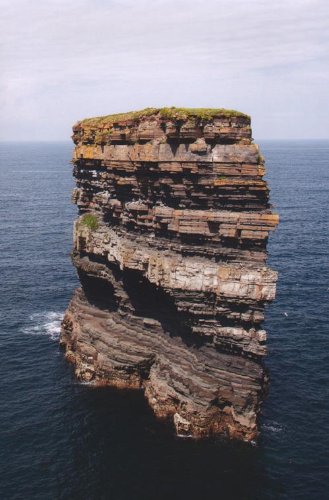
[60,107,278,441]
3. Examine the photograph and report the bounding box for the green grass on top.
[78,107,250,127]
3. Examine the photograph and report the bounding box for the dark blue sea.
[0,141,328,500]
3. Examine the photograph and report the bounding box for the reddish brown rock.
[61,107,278,441]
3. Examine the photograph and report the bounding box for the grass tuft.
[80,213,99,231]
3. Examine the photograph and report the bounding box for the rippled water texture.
[0,141,328,499]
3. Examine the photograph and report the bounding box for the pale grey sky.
[1,0,328,140]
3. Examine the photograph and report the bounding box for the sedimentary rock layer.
[61,107,278,441]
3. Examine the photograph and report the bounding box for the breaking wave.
[262,421,284,434]
[22,311,64,341]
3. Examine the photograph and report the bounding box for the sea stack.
[60,107,279,441]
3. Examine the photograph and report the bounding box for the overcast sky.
[1,0,328,140]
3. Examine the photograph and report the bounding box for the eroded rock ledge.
[60,107,278,441]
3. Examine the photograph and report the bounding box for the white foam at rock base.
[22,311,64,341]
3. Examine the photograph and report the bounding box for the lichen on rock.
[61,107,278,442]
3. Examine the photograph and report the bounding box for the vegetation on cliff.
[80,213,99,231]
[78,107,250,128]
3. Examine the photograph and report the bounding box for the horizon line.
[1,138,329,143]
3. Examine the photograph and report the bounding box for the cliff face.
[60,107,278,441]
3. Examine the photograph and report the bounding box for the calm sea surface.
[0,141,328,500]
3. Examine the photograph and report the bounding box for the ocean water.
[0,140,328,500]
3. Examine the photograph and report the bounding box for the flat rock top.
[76,107,250,128]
